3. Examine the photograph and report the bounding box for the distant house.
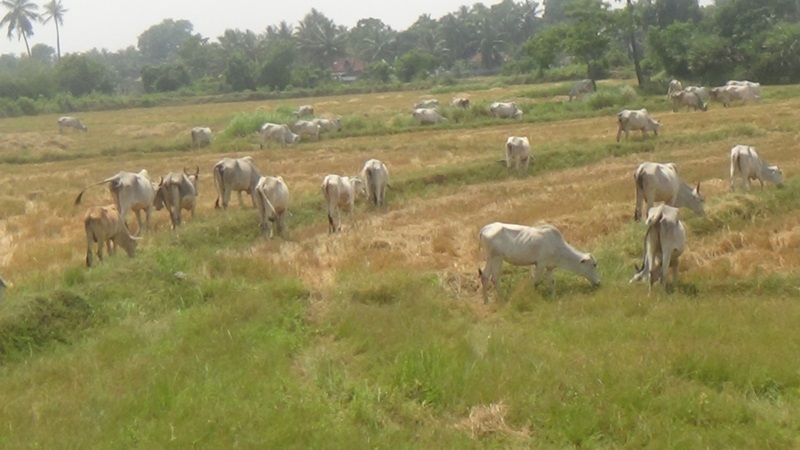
[331,58,368,82]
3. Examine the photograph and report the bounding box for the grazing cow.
[710,84,760,107]
[212,156,262,209]
[669,90,707,112]
[478,222,600,303]
[505,136,531,175]
[667,79,683,97]
[259,122,300,148]
[58,116,88,133]
[254,175,290,238]
[629,204,686,292]
[154,167,200,229]
[360,159,390,207]
[191,127,213,148]
[451,97,470,108]
[616,109,660,142]
[321,174,365,233]
[726,80,761,96]
[568,79,596,101]
[292,120,321,141]
[684,86,709,102]
[633,162,704,221]
[412,108,447,125]
[84,204,140,267]
[729,145,784,192]
[312,117,342,133]
[294,104,314,117]
[74,170,157,235]
[414,99,439,110]
[490,102,523,120]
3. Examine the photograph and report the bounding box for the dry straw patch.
[454,401,531,440]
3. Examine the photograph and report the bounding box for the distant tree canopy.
[3,0,800,101]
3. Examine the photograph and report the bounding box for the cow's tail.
[257,186,277,221]
[213,163,224,209]
[74,177,117,206]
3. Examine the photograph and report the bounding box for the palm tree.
[41,0,67,61]
[0,0,39,56]
[294,9,347,69]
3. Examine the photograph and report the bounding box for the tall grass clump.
[224,107,297,138]
[586,85,638,110]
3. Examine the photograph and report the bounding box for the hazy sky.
[1,0,716,57]
[0,0,507,56]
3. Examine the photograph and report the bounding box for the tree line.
[1,0,800,107]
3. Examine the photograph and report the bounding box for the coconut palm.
[41,0,67,61]
[295,8,347,69]
[0,0,39,56]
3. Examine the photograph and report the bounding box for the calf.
[191,127,212,148]
[292,120,321,141]
[490,102,523,120]
[84,205,139,267]
[155,167,199,228]
[669,90,707,112]
[360,159,390,207]
[58,116,88,132]
[254,175,290,238]
[259,123,300,148]
[617,109,660,142]
[321,174,365,233]
[629,204,685,292]
[478,222,600,303]
[412,108,447,125]
[505,136,531,175]
[729,145,784,192]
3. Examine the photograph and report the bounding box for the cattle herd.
[62,79,785,304]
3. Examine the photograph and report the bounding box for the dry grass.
[455,401,531,440]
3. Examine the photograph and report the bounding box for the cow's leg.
[85,235,94,267]
[236,191,245,208]
[106,239,115,256]
[277,214,286,238]
[480,257,503,304]
[222,188,232,209]
[532,264,546,288]
[730,164,737,192]
[546,268,556,296]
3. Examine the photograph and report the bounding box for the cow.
[505,136,531,176]
[154,167,200,229]
[292,120,321,141]
[629,204,686,292]
[616,109,660,142]
[451,97,470,108]
[294,105,314,117]
[74,170,157,235]
[667,79,683,96]
[710,84,760,107]
[321,174,365,233]
[58,116,88,133]
[633,162,704,221]
[312,117,342,134]
[412,108,447,125]
[684,86,709,102]
[84,204,140,267]
[191,127,213,148]
[490,102,523,120]
[253,175,290,238]
[726,80,762,96]
[414,99,439,110]
[259,122,300,148]
[212,156,262,209]
[360,159,390,207]
[478,222,600,303]
[669,90,707,112]
[729,145,784,192]
[568,79,596,101]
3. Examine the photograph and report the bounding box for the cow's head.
[579,254,601,287]
[766,165,785,188]
[350,177,367,198]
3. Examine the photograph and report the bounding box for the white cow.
[505,136,531,175]
[292,120,321,141]
[726,80,761,96]
[259,122,300,148]
[75,169,157,235]
[568,79,596,101]
[360,159,390,207]
[710,84,760,107]
[58,116,88,132]
[490,102,523,120]
[212,156,262,209]
[155,167,199,229]
[667,79,683,97]
[633,162,704,221]
[684,86,709,102]
[669,90,707,112]
[312,117,342,133]
[84,204,140,267]
[321,174,365,233]
[414,99,439,110]
[478,222,600,303]
[451,97,470,108]
[412,108,447,125]
[254,175,290,238]
[629,204,686,292]
[191,127,212,148]
[729,145,784,192]
[294,105,314,117]
[616,109,660,142]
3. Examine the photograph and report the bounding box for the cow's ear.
[580,255,592,264]
[695,182,701,193]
